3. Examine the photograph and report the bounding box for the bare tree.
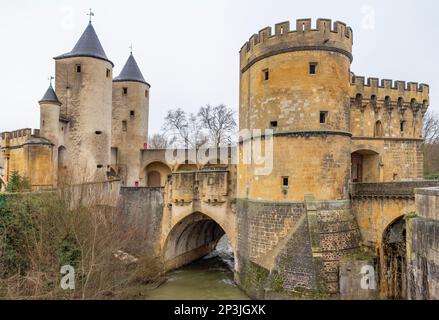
[198,104,237,147]
[423,110,439,144]
[423,110,439,178]
[163,108,207,149]
[148,133,173,150]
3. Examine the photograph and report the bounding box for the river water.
[145,236,249,300]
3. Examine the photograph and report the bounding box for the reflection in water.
[146,236,249,300]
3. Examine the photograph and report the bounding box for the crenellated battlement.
[0,129,40,147]
[240,18,353,72]
[350,75,430,113]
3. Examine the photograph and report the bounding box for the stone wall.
[235,198,360,299]
[238,134,352,202]
[119,187,164,257]
[407,187,439,300]
[0,129,55,190]
[351,138,424,182]
[351,181,439,249]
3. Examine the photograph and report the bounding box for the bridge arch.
[380,215,407,300]
[162,211,235,272]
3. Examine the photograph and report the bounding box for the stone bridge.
[118,163,439,299]
[119,164,238,272]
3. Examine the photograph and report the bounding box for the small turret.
[39,82,61,145]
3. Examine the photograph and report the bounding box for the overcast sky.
[0,0,437,135]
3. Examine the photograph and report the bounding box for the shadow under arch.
[380,215,407,300]
[351,147,381,183]
[163,212,234,272]
[175,162,199,172]
[145,161,172,187]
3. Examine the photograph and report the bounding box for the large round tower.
[235,19,360,298]
[112,52,150,186]
[239,18,353,202]
[54,21,113,182]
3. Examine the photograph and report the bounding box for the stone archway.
[163,212,233,271]
[381,216,407,300]
[176,163,199,172]
[145,162,171,187]
[351,149,381,183]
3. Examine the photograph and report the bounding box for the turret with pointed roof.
[39,83,61,146]
[114,53,150,87]
[39,84,61,105]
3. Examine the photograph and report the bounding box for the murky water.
[146,236,249,300]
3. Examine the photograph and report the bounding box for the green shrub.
[425,172,439,180]
[5,171,31,193]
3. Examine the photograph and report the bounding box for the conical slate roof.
[114,53,149,86]
[39,84,61,105]
[55,22,113,66]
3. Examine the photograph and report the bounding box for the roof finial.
[87,8,95,23]
[129,44,133,55]
[48,76,54,88]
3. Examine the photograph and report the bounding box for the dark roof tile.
[114,53,149,86]
[55,23,113,66]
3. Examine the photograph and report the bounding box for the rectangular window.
[145,90,149,98]
[106,69,111,78]
[282,177,289,188]
[270,121,278,129]
[130,110,135,117]
[320,111,328,124]
[122,121,127,132]
[309,63,317,75]
[123,87,128,95]
[263,69,269,81]
[76,64,82,73]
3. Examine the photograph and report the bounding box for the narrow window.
[400,121,406,133]
[309,63,317,75]
[374,121,383,137]
[263,69,269,81]
[320,111,328,124]
[76,64,82,73]
[145,90,149,98]
[95,131,102,135]
[282,177,289,188]
[106,69,111,78]
[270,121,278,129]
[42,120,45,127]
[130,110,135,117]
[97,165,103,169]
[122,121,128,132]
[123,87,128,95]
